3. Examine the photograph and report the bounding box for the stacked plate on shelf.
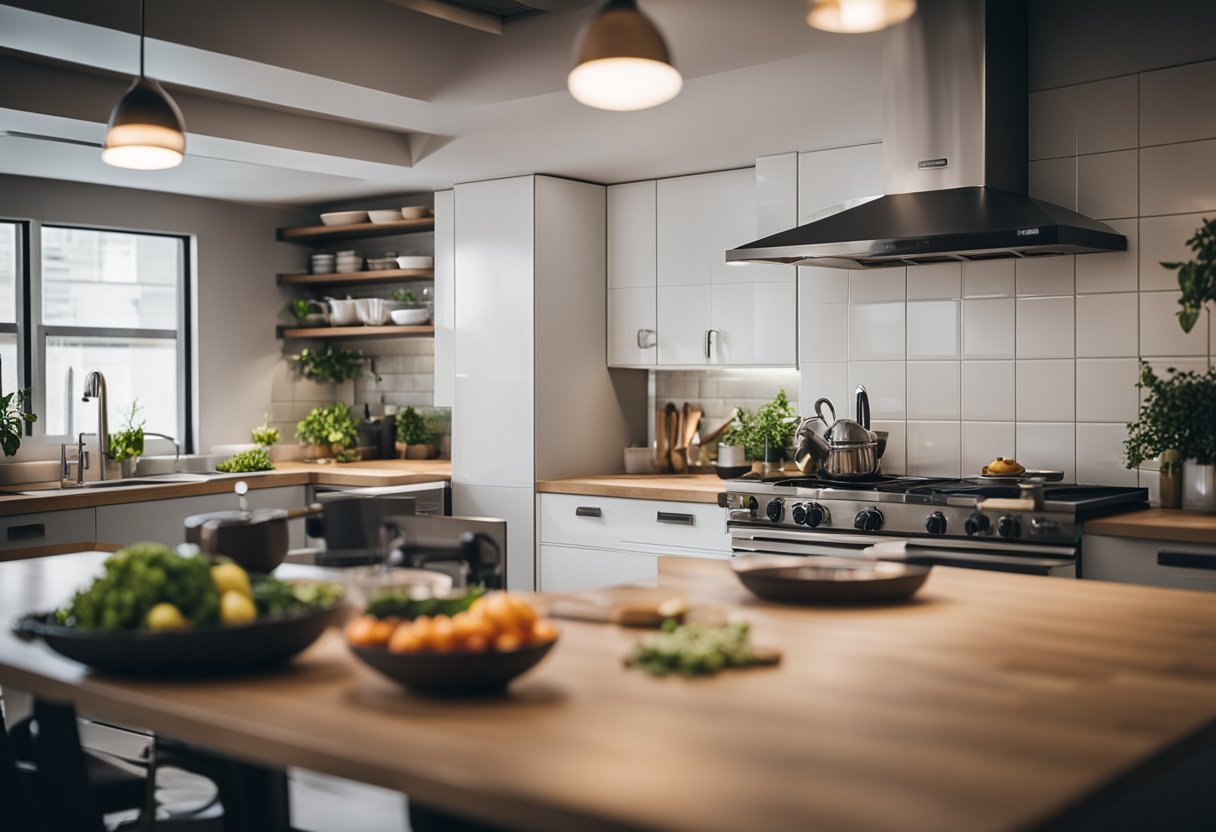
[310,253,335,274]
[335,250,363,273]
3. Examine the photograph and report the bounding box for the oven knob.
[997,514,1021,539]
[964,512,990,536]
[804,502,828,528]
[791,503,807,525]
[925,511,947,535]
[853,507,884,532]
[766,498,785,523]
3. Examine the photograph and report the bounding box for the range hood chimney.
[728,0,1126,269]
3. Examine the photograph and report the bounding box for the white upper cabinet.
[433,189,455,407]
[797,142,883,223]
[607,182,657,367]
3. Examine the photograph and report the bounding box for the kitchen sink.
[3,472,234,497]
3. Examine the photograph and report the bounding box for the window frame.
[0,218,32,435]
[25,220,193,451]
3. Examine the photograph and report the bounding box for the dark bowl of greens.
[12,543,343,677]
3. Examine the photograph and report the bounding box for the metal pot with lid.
[794,387,881,478]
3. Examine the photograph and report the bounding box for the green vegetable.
[0,359,36,457]
[294,345,365,383]
[251,413,280,447]
[364,586,485,620]
[1161,216,1216,334]
[107,400,145,462]
[251,576,342,616]
[395,406,433,446]
[629,619,759,677]
[1125,363,1216,467]
[296,402,359,451]
[57,543,219,631]
[391,288,418,303]
[289,298,324,322]
[216,447,275,473]
[722,389,798,461]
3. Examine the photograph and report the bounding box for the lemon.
[146,603,187,631]
[220,590,257,625]
[212,562,252,598]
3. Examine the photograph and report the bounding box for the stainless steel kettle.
[794,387,881,478]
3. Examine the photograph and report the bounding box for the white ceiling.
[0,0,884,205]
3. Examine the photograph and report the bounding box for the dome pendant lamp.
[567,0,683,112]
[807,0,917,33]
[102,0,186,170]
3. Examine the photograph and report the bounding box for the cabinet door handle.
[656,511,694,526]
[7,523,46,541]
[636,329,657,349]
[704,329,718,361]
[1158,551,1216,571]
[575,506,602,518]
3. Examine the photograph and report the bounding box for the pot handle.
[813,397,836,423]
[855,385,870,430]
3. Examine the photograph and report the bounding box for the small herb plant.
[1125,364,1216,467]
[1161,216,1216,338]
[289,298,325,322]
[296,402,359,451]
[216,447,274,473]
[108,401,145,462]
[395,406,432,446]
[0,386,36,457]
[251,413,279,447]
[294,345,365,383]
[722,389,798,461]
[391,289,418,303]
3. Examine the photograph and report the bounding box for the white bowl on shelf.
[356,298,391,326]
[368,209,401,224]
[390,307,431,326]
[400,206,431,220]
[327,298,360,326]
[320,211,368,226]
[395,255,434,270]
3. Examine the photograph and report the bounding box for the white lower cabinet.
[1082,534,1216,592]
[537,493,729,592]
[0,508,96,554]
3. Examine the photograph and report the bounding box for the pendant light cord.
[139,0,145,77]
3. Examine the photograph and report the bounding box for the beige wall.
[0,173,310,451]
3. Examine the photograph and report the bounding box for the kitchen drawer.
[539,493,729,556]
[539,544,658,592]
[0,508,96,552]
[1082,534,1216,592]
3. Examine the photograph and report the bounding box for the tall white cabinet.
[452,175,646,590]
[607,181,658,367]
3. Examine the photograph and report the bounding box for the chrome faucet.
[82,370,108,481]
[143,432,181,464]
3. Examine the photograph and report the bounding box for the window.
[39,227,186,441]
[0,222,18,397]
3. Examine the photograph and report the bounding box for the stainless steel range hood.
[728,0,1126,269]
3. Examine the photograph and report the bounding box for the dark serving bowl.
[12,604,340,677]
[731,556,931,605]
[350,639,557,696]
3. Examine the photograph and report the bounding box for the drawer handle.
[7,523,46,541]
[657,511,694,526]
[575,506,602,518]
[1158,551,1216,571]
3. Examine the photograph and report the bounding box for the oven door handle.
[729,525,1078,556]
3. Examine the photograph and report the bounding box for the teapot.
[793,387,881,479]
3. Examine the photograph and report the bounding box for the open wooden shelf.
[277,325,434,340]
[276,218,434,244]
[277,268,434,287]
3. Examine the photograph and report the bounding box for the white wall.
[0,173,309,452]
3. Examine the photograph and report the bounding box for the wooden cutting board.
[545,588,690,627]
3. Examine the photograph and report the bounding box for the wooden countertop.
[536,473,727,504]
[0,460,450,517]
[1084,508,1216,544]
[2,553,1214,832]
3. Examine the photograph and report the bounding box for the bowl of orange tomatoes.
[345,591,558,695]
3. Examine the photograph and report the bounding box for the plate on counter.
[731,555,931,605]
[973,469,1064,483]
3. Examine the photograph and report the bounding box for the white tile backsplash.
[962,421,1015,475]
[1139,60,1216,147]
[1078,150,1138,219]
[962,298,1015,359]
[906,300,961,360]
[873,420,906,475]
[799,266,850,304]
[906,422,961,477]
[906,263,962,300]
[1016,296,1075,358]
[961,361,1015,421]
[1140,290,1210,356]
[1076,358,1140,423]
[800,302,848,362]
[847,362,905,420]
[1077,75,1138,154]
[1138,212,1215,290]
[1075,423,1138,486]
[849,268,905,302]
[1017,360,1076,421]
[1016,422,1076,481]
[906,361,961,420]
[848,302,905,361]
[1016,256,1075,296]
[1140,139,1216,216]
[1029,86,1077,160]
[963,260,1015,298]
[1076,293,1138,357]
[1075,218,1137,293]
[800,361,848,421]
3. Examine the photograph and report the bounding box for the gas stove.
[719,476,1149,577]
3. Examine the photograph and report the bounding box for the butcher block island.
[2,553,1214,831]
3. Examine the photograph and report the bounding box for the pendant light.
[102,0,186,170]
[567,0,682,112]
[806,0,917,33]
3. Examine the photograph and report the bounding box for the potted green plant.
[721,390,798,472]
[296,402,359,461]
[0,362,37,457]
[293,345,365,384]
[1124,364,1216,512]
[107,401,145,478]
[289,298,328,326]
[1162,216,1216,343]
[395,406,435,459]
[251,412,281,461]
